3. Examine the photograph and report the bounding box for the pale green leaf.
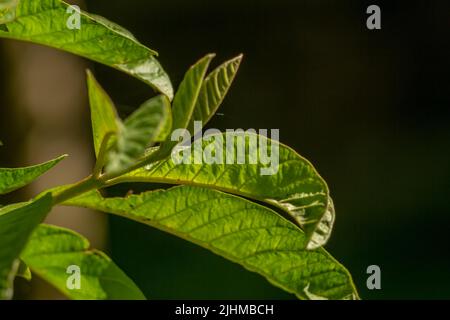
[21,224,145,300]
[0,0,173,99]
[15,260,31,281]
[169,54,215,133]
[0,194,52,300]
[86,70,118,158]
[188,55,243,136]
[159,54,215,156]
[159,54,214,159]
[106,95,172,173]
[64,186,358,300]
[0,155,66,195]
[116,132,333,250]
[0,0,17,24]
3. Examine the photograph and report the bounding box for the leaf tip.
[54,154,69,164]
[85,69,97,83]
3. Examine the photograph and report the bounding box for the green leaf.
[0,155,66,195]
[115,132,333,250]
[64,186,358,300]
[0,0,17,8]
[86,70,118,158]
[0,0,17,24]
[0,194,52,300]
[169,54,215,134]
[0,0,173,99]
[159,54,215,156]
[21,224,145,300]
[15,260,31,281]
[106,95,172,173]
[188,55,243,136]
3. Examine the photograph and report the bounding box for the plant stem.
[99,147,165,183]
[51,147,169,205]
[52,175,102,205]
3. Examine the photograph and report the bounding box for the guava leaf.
[21,224,145,300]
[159,54,215,155]
[0,0,173,99]
[0,194,52,300]
[116,132,333,250]
[15,260,32,281]
[86,70,118,158]
[106,95,172,173]
[64,186,357,300]
[0,155,66,195]
[0,0,17,24]
[188,55,243,136]
[171,54,215,131]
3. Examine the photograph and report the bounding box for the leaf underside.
[159,54,215,155]
[86,70,118,158]
[0,0,358,301]
[0,155,66,195]
[121,132,334,250]
[0,195,52,300]
[21,224,145,300]
[106,95,172,173]
[0,0,173,99]
[64,186,358,300]
[188,55,243,136]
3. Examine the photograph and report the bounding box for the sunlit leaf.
[21,224,145,300]
[106,95,172,173]
[0,0,17,24]
[0,0,173,99]
[117,132,333,249]
[159,54,215,156]
[64,186,357,300]
[86,70,118,158]
[0,155,66,195]
[0,194,52,300]
[188,55,243,135]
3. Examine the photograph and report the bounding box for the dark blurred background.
[1,0,450,299]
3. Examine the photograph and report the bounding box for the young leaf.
[0,194,52,300]
[20,224,145,300]
[0,155,66,195]
[15,260,31,281]
[158,54,215,158]
[188,55,243,136]
[0,0,173,99]
[106,95,172,173]
[158,54,215,156]
[64,186,358,300]
[86,70,118,158]
[114,132,333,250]
[167,54,215,136]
